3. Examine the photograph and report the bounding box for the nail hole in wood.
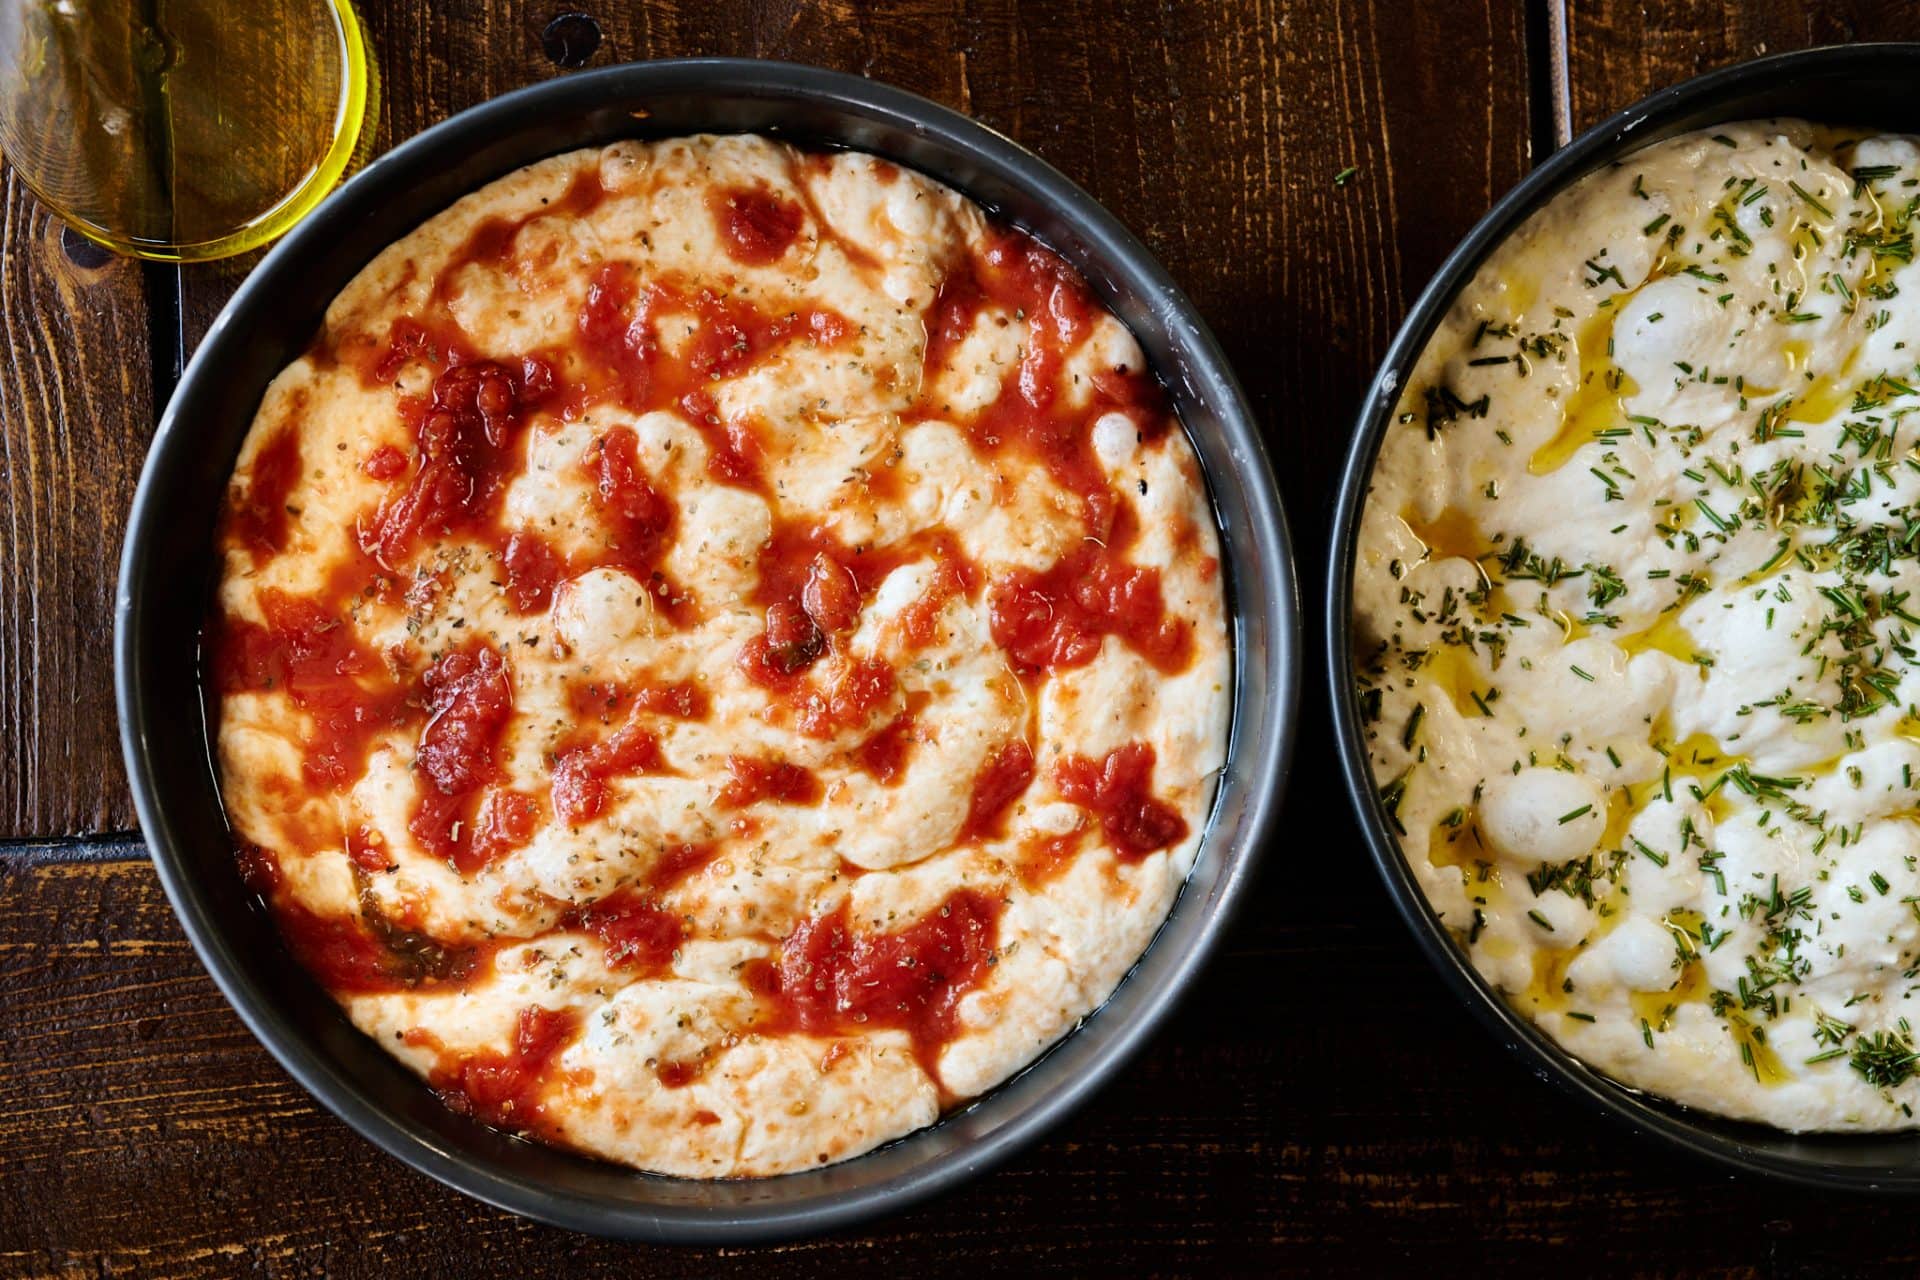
[542,12,602,68]
[60,225,111,270]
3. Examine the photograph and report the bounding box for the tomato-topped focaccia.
[211,134,1230,1177]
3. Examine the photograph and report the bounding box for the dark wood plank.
[0,180,151,838]
[1564,0,1920,132]
[12,850,1920,1279]
[52,0,1920,1276]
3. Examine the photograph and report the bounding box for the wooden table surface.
[9,1,1920,1275]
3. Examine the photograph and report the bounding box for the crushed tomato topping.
[207,139,1220,1165]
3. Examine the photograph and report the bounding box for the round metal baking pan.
[116,60,1298,1240]
[1329,42,1920,1191]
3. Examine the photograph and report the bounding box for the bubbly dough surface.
[1355,122,1920,1130]
[213,135,1229,1176]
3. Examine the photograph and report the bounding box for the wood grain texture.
[14,0,1545,1272]
[11,853,1920,1279]
[0,183,150,838]
[24,0,1920,1275]
[1564,0,1920,131]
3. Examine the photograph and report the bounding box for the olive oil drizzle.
[1359,128,1920,1104]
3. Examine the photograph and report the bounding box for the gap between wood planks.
[23,13,1577,872]
[0,831,149,866]
[145,260,184,405]
[1527,0,1573,156]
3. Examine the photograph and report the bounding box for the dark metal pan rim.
[115,59,1299,1240]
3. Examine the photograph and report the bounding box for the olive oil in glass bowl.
[0,0,375,261]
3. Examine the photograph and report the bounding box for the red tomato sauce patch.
[745,888,1003,1085]
[211,586,412,796]
[1053,741,1188,857]
[416,1005,582,1139]
[409,643,519,873]
[961,741,1036,842]
[713,185,805,265]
